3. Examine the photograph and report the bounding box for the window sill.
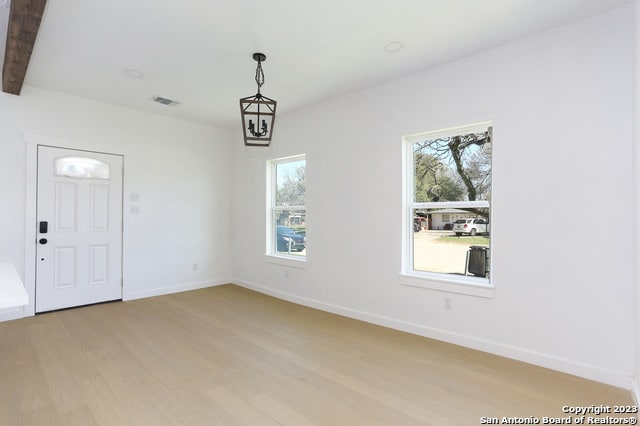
[399,272,495,298]
[264,254,308,269]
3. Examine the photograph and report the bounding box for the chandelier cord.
[255,60,264,95]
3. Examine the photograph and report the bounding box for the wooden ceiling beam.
[2,0,47,95]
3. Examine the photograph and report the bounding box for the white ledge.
[0,262,28,309]
[264,254,308,269]
[399,272,495,298]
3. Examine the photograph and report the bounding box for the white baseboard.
[0,306,26,323]
[632,378,639,408]
[0,279,230,321]
[233,278,633,390]
[124,278,230,301]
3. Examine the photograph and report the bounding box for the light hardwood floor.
[0,284,634,425]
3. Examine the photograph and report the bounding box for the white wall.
[0,86,232,318]
[231,6,635,388]
[633,0,640,404]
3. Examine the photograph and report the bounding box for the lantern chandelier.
[240,53,277,147]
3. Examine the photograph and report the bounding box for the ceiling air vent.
[151,95,180,106]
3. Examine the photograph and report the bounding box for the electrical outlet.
[192,263,198,271]
[444,297,452,310]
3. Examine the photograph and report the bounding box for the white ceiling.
[9,0,631,129]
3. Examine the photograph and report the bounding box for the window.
[55,157,110,179]
[402,122,493,293]
[267,155,306,261]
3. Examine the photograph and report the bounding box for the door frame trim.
[24,133,130,317]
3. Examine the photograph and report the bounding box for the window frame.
[265,154,308,268]
[400,122,495,298]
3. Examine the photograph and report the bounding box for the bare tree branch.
[415,131,490,201]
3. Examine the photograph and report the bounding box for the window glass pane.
[413,207,490,277]
[413,130,491,203]
[275,159,305,206]
[55,157,110,179]
[274,209,306,256]
[270,156,306,259]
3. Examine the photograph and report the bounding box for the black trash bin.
[466,246,490,278]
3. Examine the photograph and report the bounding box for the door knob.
[39,238,48,245]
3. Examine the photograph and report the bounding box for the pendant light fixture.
[240,53,277,147]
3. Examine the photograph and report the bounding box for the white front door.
[36,146,123,313]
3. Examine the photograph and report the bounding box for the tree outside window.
[269,156,306,258]
[406,123,492,282]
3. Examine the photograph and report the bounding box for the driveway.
[413,230,487,275]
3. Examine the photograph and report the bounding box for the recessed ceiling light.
[123,69,144,79]
[383,41,404,53]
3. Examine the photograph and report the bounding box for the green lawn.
[436,235,490,246]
